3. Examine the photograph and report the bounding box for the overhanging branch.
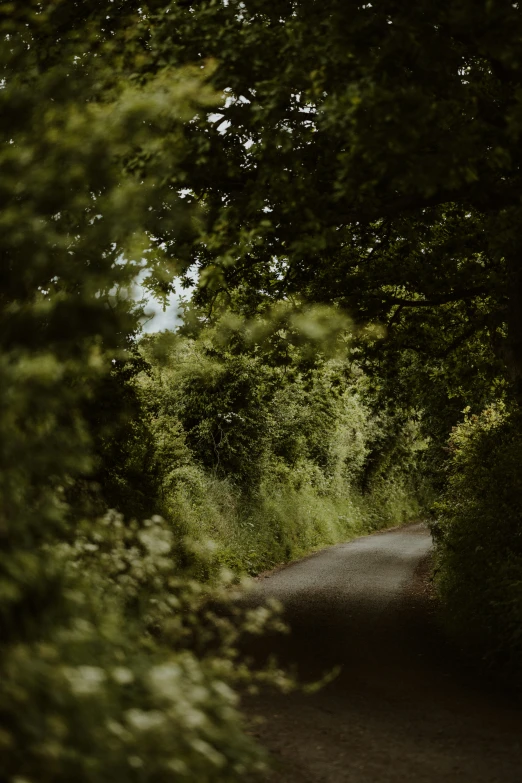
[378,288,486,308]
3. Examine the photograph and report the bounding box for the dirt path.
[241,523,522,782]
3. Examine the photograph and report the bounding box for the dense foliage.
[434,405,522,679]
[4,1,522,779]
[135,325,427,574]
[0,4,282,780]
[125,0,522,405]
[129,0,522,677]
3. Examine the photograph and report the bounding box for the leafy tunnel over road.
[242,524,522,782]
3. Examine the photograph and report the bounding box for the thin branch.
[386,304,404,330]
[438,322,484,359]
[377,287,486,308]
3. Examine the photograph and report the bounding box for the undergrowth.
[433,403,522,683]
[134,331,428,577]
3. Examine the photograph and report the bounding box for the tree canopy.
[121,0,522,415]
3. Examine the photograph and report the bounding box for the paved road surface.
[242,523,522,782]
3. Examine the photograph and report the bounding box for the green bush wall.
[434,405,522,679]
[136,333,427,576]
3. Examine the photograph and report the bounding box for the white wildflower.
[212,680,237,704]
[111,667,134,685]
[148,662,181,700]
[191,739,225,767]
[106,720,131,741]
[125,709,165,732]
[138,527,173,556]
[63,666,106,696]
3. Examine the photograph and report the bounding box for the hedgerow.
[135,330,428,575]
[433,404,522,679]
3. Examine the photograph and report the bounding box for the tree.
[131,0,522,411]
[1,4,272,780]
[137,0,522,673]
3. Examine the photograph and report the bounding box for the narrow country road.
[242,523,522,782]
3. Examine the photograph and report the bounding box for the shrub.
[135,332,427,575]
[0,8,283,780]
[434,404,522,678]
[2,511,288,783]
